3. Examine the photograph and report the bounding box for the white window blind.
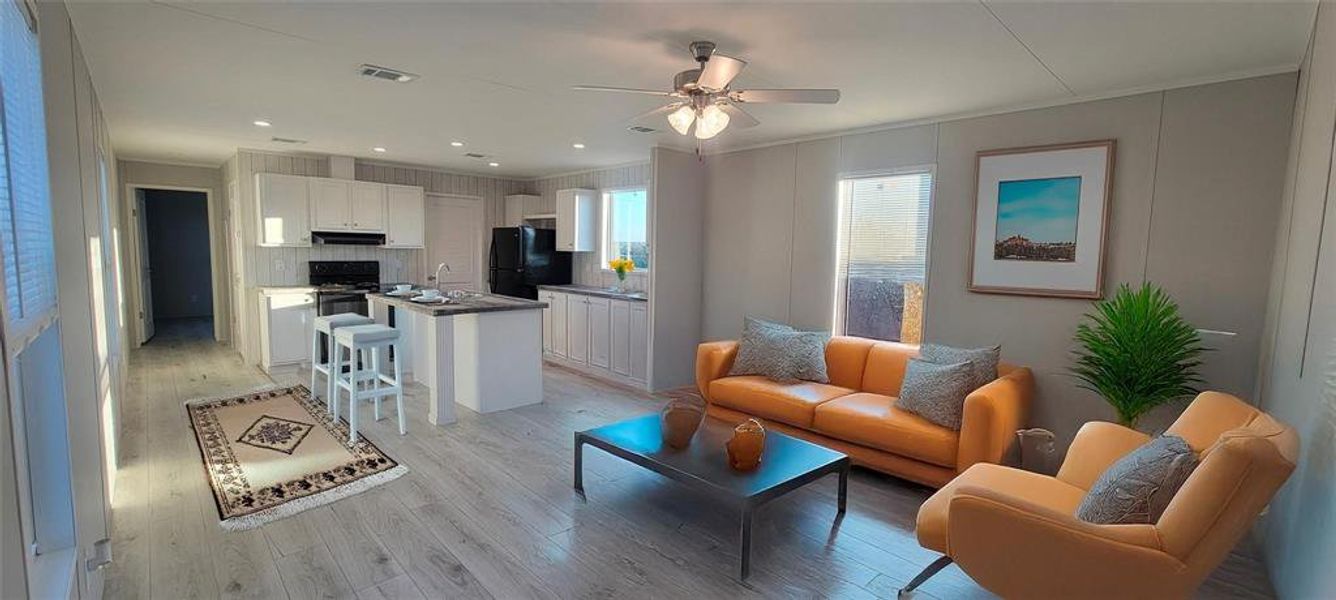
[1,0,59,331]
[835,171,933,342]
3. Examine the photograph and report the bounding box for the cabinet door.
[385,185,425,248]
[268,292,315,364]
[539,291,554,353]
[551,292,568,358]
[566,296,588,363]
[310,178,352,231]
[587,297,610,369]
[630,303,648,381]
[610,300,631,376]
[351,181,386,232]
[504,195,525,227]
[556,189,597,252]
[555,190,575,251]
[256,173,311,246]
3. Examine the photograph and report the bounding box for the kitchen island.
[367,292,547,425]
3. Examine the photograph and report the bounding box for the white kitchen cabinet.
[350,181,386,231]
[505,194,539,227]
[555,188,597,252]
[258,289,315,372]
[610,300,631,376]
[310,178,352,231]
[255,173,311,247]
[630,303,648,381]
[538,290,555,353]
[566,295,588,363]
[384,184,425,248]
[550,291,568,358]
[587,297,610,369]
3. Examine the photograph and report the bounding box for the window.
[834,170,933,342]
[602,187,649,270]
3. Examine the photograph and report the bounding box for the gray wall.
[143,189,213,319]
[701,73,1296,448]
[649,147,705,391]
[1257,2,1336,597]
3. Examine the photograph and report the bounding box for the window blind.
[836,171,933,342]
[1,0,59,330]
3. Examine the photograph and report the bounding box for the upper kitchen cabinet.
[556,188,597,252]
[384,184,425,248]
[504,194,540,227]
[351,181,387,232]
[256,172,311,247]
[311,179,386,232]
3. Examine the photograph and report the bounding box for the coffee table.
[574,413,850,579]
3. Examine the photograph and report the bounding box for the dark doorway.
[142,189,212,342]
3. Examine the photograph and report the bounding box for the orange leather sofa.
[908,391,1298,599]
[695,337,1034,487]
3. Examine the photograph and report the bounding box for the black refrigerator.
[488,226,572,299]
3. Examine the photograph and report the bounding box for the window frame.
[831,165,937,340]
[600,185,650,273]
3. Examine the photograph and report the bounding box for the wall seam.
[1298,82,1336,376]
[788,144,799,323]
[1142,91,1168,282]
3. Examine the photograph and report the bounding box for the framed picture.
[969,140,1115,299]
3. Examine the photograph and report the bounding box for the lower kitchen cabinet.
[258,288,316,373]
[540,290,647,387]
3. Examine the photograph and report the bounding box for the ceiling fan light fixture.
[667,104,696,136]
[694,104,730,140]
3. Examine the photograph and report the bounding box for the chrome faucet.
[427,262,450,288]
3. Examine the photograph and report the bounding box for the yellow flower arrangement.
[608,257,636,279]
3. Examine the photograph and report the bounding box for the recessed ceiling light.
[372,147,387,153]
[450,141,464,147]
[572,143,586,149]
[253,120,272,127]
[488,162,500,167]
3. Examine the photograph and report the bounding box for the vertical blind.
[1,0,59,332]
[836,171,933,341]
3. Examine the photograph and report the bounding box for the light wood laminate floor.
[105,318,1277,599]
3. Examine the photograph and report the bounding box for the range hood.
[311,231,386,246]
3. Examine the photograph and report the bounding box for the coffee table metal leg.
[838,463,849,514]
[739,506,753,580]
[573,434,585,500]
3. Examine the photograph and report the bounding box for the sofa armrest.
[1057,421,1151,490]
[956,367,1034,473]
[945,483,1179,598]
[696,341,739,403]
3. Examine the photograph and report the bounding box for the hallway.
[104,336,1279,599]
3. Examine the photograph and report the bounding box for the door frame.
[122,183,222,345]
[423,193,487,291]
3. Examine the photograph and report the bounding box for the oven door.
[317,291,368,317]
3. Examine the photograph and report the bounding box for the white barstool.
[310,313,375,413]
[331,324,406,445]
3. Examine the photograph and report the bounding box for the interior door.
[135,192,154,342]
[424,194,484,291]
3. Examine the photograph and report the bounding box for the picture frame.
[968,139,1115,299]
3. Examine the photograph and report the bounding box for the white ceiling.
[66,1,1316,178]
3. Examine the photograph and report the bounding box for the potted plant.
[608,257,635,292]
[1071,283,1205,429]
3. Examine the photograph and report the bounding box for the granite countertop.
[368,292,547,316]
[538,284,648,302]
[257,285,316,295]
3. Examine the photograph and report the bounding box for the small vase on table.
[609,257,635,294]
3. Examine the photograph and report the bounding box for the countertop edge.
[538,284,648,302]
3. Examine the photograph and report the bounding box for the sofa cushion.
[1077,435,1199,525]
[919,343,1001,391]
[825,336,877,390]
[916,463,1088,553]
[728,317,830,383]
[860,342,919,396]
[897,358,975,430]
[709,376,854,429]
[812,392,960,468]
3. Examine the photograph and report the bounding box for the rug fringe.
[184,382,308,407]
[218,464,409,532]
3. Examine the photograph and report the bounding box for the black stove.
[309,261,380,316]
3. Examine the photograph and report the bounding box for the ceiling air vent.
[359,64,419,83]
[628,125,657,133]
[270,137,307,145]
[463,152,488,159]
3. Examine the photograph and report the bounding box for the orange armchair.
[905,391,1297,599]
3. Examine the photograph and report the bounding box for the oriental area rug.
[186,385,407,531]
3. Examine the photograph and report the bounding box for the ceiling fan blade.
[697,54,746,91]
[732,89,841,104]
[572,85,676,96]
[719,102,760,129]
[627,103,681,125]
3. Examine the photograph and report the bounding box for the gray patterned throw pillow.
[728,317,830,383]
[896,359,974,430]
[1076,435,1199,525]
[919,343,1001,391]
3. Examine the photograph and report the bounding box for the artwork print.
[993,176,1081,262]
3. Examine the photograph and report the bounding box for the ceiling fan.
[573,41,840,141]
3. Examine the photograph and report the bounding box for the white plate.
[386,290,416,297]
[411,296,447,304]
